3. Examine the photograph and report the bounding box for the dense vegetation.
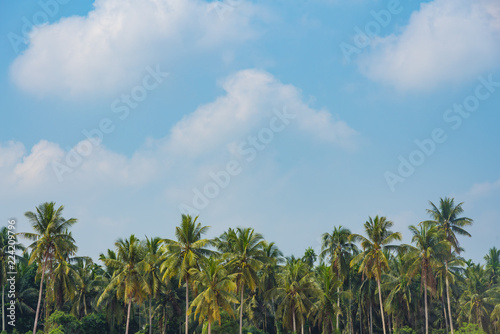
[1,197,499,334]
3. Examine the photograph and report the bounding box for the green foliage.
[48,326,65,334]
[45,310,81,333]
[456,323,487,334]
[395,326,417,334]
[80,313,108,334]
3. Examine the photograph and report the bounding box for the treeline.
[0,197,499,334]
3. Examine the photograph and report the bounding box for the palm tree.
[97,235,149,334]
[321,225,356,331]
[404,222,450,334]
[260,241,284,333]
[71,258,105,318]
[20,202,77,334]
[271,256,320,333]
[424,197,473,334]
[484,247,500,287]
[302,247,317,269]
[458,261,490,331]
[143,236,163,334]
[350,216,402,334]
[161,215,212,334]
[313,263,342,333]
[220,227,268,334]
[188,257,239,334]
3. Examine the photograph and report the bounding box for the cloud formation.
[10,0,264,98]
[359,0,500,90]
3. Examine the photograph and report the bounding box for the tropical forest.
[1,197,499,334]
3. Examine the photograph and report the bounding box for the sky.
[1,0,499,263]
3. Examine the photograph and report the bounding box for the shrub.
[80,313,107,334]
[456,323,487,334]
[395,326,417,334]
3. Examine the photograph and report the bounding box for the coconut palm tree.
[161,215,212,334]
[484,247,500,287]
[260,241,284,333]
[143,236,163,334]
[321,225,356,331]
[97,235,149,334]
[188,257,239,334]
[424,197,473,334]
[71,258,105,318]
[404,222,450,334]
[350,216,402,334]
[20,202,78,334]
[312,263,342,333]
[271,256,320,333]
[220,227,268,334]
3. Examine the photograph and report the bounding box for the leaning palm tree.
[424,197,473,334]
[188,257,239,334]
[19,202,78,334]
[404,222,450,334]
[321,225,356,331]
[161,215,212,334]
[350,216,402,334]
[220,227,268,334]
[97,235,149,334]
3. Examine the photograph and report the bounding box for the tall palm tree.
[161,215,212,334]
[220,227,268,334]
[20,202,78,334]
[260,241,284,333]
[271,256,320,333]
[350,216,402,334]
[97,235,149,334]
[404,222,450,334]
[188,257,239,334]
[424,197,473,334]
[321,225,356,331]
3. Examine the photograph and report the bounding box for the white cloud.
[466,177,500,199]
[359,0,500,90]
[2,69,356,193]
[10,0,264,98]
[165,69,357,155]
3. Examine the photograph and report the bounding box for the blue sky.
[1,0,499,262]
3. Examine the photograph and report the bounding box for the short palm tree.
[20,202,77,334]
[161,215,212,334]
[484,247,500,287]
[404,222,450,334]
[350,216,402,334]
[424,197,473,334]
[97,235,149,334]
[188,257,239,334]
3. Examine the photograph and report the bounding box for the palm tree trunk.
[2,284,5,332]
[293,305,297,333]
[149,297,153,334]
[301,322,304,334]
[84,294,88,316]
[33,258,47,334]
[208,319,212,334]
[424,274,429,334]
[239,286,244,334]
[376,278,387,334]
[186,282,189,334]
[369,302,373,334]
[337,286,340,331]
[445,261,454,334]
[125,300,132,334]
[441,294,449,334]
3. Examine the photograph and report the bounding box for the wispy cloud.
[359,0,500,90]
